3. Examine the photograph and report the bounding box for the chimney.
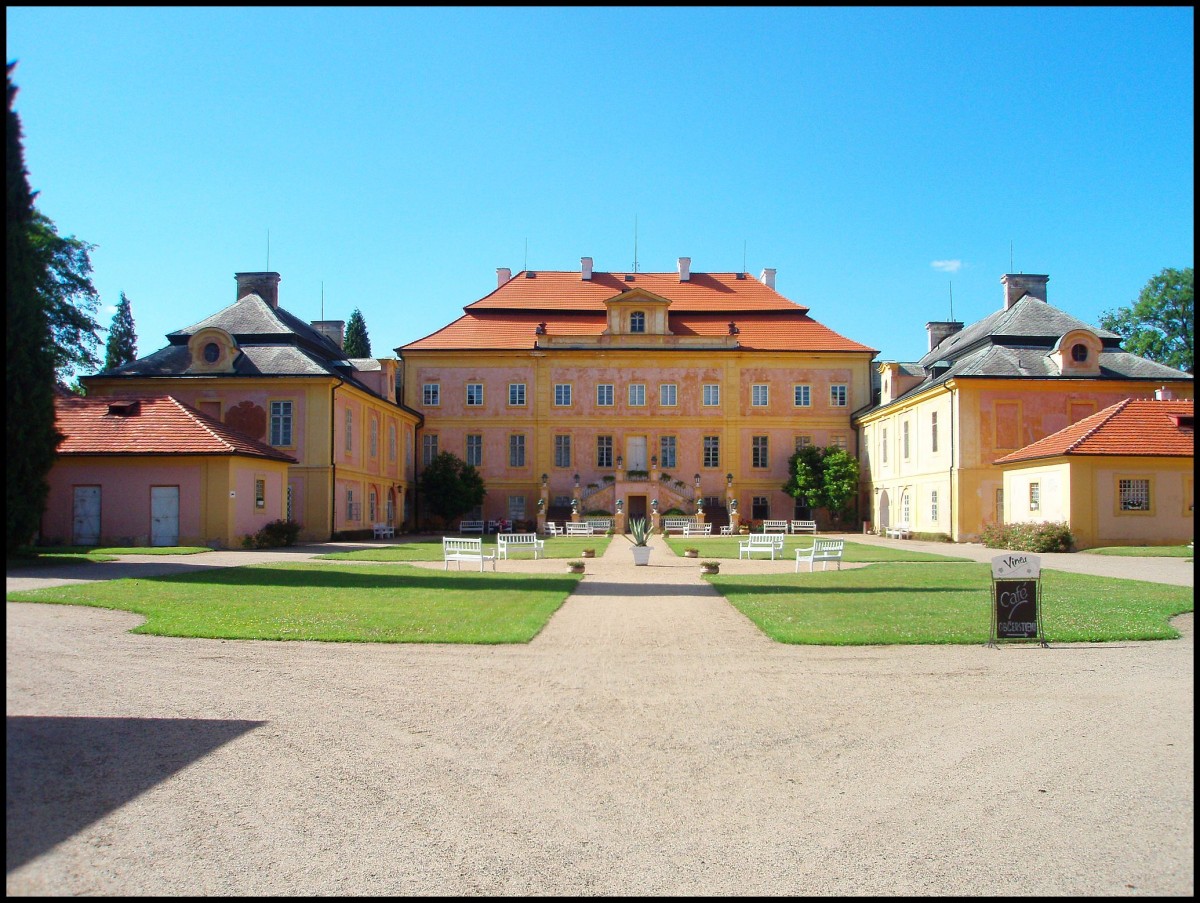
[678,257,691,282]
[1001,273,1049,310]
[759,268,776,290]
[496,267,512,288]
[926,320,964,352]
[1155,386,1175,401]
[311,320,345,350]
[235,272,281,309]
[581,257,593,280]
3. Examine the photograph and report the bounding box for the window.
[553,495,572,508]
[422,434,438,466]
[703,435,720,468]
[703,384,720,406]
[659,384,677,407]
[660,436,677,469]
[1029,482,1040,512]
[466,383,483,406]
[1119,478,1151,512]
[345,408,353,452]
[931,412,938,453]
[203,342,220,363]
[508,495,526,521]
[901,491,910,525]
[369,418,378,457]
[368,489,377,523]
[830,385,847,407]
[902,421,910,459]
[554,383,572,406]
[508,383,526,406]
[269,401,293,446]
[628,384,646,406]
[597,384,614,406]
[554,435,571,468]
[794,385,811,407]
[751,384,769,407]
[630,311,646,333]
[1071,343,1088,362]
[509,434,526,467]
[752,496,770,520]
[596,435,613,468]
[752,436,769,468]
[795,435,812,451]
[930,489,939,521]
[422,383,440,406]
[830,435,847,450]
[346,488,358,522]
[881,428,888,464]
[465,434,482,467]
[255,478,265,509]
[389,424,397,462]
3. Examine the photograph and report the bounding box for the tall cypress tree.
[104,290,138,370]
[6,63,62,551]
[343,307,372,357]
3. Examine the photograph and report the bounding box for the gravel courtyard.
[5,537,1194,896]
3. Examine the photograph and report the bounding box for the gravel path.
[6,537,1194,895]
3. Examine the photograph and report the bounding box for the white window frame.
[422,383,440,406]
[554,434,571,468]
[660,435,677,469]
[554,383,572,407]
[466,383,484,406]
[830,384,848,407]
[659,383,677,407]
[508,383,526,406]
[703,435,720,468]
[269,401,293,447]
[752,435,769,468]
[597,435,613,468]
[702,384,720,406]
[597,384,614,406]
[421,434,438,466]
[628,383,646,406]
[509,434,526,468]
[465,434,482,467]
[794,385,811,407]
[751,384,769,407]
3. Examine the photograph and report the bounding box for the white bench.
[683,522,712,537]
[719,525,733,535]
[586,518,614,533]
[796,539,844,572]
[372,522,395,540]
[662,517,694,535]
[565,521,594,536]
[544,522,561,537]
[885,523,911,540]
[761,519,790,534]
[739,534,785,559]
[497,532,545,560]
[442,536,496,571]
[459,520,485,534]
[790,520,817,534]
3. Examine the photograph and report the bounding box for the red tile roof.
[55,395,296,462]
[995,399,1194,464]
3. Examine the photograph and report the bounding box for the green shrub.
[912,531,952,543]
[245,519,301,549]
[980,521,1074,553]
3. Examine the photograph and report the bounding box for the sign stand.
[988,553,1048,648]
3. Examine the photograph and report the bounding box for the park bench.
[790,520,817,534]
[372,522,395,540]
[586,518,614,533]
[761,519,790,534]
[497,532,545,560]
[565,521,594,536]
[442,536,495,571]
[739,533,786,559]
[662,517,694,534]
[544,522,561,537]
[885,523,911,540]
[795,538,844,572]
[683,522,712,537]
[719,525,733,535]
[459,520,485,534]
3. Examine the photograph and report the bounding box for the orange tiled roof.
[401,311,875,353]
[995,399,1194,464]
[55,395,296,462]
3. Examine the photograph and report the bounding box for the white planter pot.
[631,545,652,566]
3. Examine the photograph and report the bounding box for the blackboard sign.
[994,579,1039,638]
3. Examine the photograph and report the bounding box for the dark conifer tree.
[343,307,372,357]
[104,290,138,370]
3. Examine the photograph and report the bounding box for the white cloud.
[930,259,963,273]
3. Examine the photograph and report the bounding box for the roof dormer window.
[1071,343,1088,362]
[203,342,221,363]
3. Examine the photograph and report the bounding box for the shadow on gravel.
[5,716,263,873]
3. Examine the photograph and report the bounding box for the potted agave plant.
[627,517,652,566]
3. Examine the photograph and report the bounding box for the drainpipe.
[330,378,344,540]
[948,384,956,542]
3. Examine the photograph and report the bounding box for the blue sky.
[7,7,1194,371]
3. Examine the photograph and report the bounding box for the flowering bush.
[980,521,1074,553]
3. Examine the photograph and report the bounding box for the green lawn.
[1082,545,1193,558]
[7,545,214,567]
[664,536,970,562]
[6,563,581,644]
[316,535,613,561]
[707,562,1194,645]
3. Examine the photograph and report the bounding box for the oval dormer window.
[630,311,646,333]
[204,342,221,363]
[1071,343,1088,362]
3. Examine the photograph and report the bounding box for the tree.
[103,290,137,371]
[782,444,824,510]
[27,209,102,382]
[1100,267,1193,374]
[343,307,372,357]
[417,451,486,529]
[782,445,860,523]
[6,63,62,551]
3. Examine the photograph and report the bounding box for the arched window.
[1071,343,1088,362]
[630,311,646,333]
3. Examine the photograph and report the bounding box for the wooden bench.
[683,522,712,536]
[442,536,495,571]
[565,521,594,536]
[885,523,911,540]
[796,539,844,572]
[662,517,694,535]
[372,522,395,540]
[790,520,817,534]
[497,532,545,560]
[761,519,790,534]
[459,520,485,534]
[739,533,785,559]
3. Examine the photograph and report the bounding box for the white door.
[72,486,101,546]
[150,486,180,547]
[626,436,648,471]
